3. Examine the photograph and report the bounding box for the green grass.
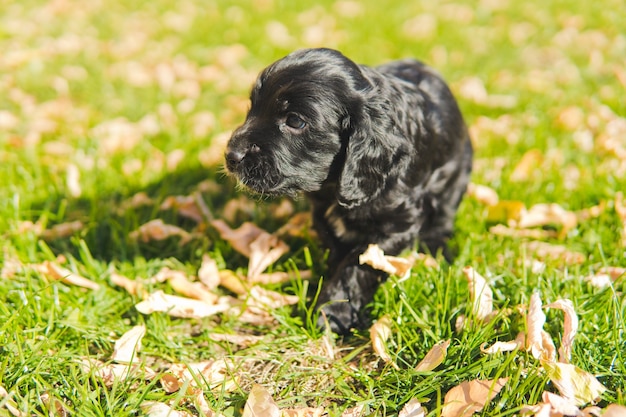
[1,0,625,415]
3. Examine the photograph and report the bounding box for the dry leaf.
[80,358,156,387]
[208,333,265,347]
[198,254,220,290]
[248,232,290,279]
[110,271,145,296]
[441,378,508,417]
[584,266,626,289]
[466,183,499,206]
[489,224,558,240]
[523,241,585,264]
[40,220,84,240]
[141,401,195,417]
[246,286,299,311]
[603,404,626,417]
[211,220,264,257]
[415,339,450,372]
[275,212,311,237]
[219,270,248,295]
[164,359,238,393]
[281,407,326,417]
[35,260,101,290]
[480,338,523,354]
[160,193,211,223]
[370,315,398,370]
[541,391,582,417]
[40,392,69,417]
[510,149,543,182]
[541,361,607,406]
[545,299,578,363]
[341,405,365,417]
[462,266,493,321]
[135,290,229,318]
[0,384,23,417]
[129,219,192,245]
[517,203,578,234]
[162,267,218,304]
[249,270,312,285]
[111,325,146,364]
[242,384,280,417]
[486,200,526,225]
[526,292,547,360]
[399,398,427,417]
[359,244,413,278]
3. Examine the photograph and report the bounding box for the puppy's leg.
[316,248,387,334]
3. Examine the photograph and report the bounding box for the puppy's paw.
[316,299,364,335]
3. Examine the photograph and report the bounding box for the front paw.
[317,299,364,335]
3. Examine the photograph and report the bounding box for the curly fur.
[225,48,473,334]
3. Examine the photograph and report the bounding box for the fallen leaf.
[141,401,195,417]
[541,361,607,406]
[66,163,82,198]
[510,149,543,182]
[545,299,578,363]
[80,358,156,387]
[165,359,238,393]
[40,392,69,417]
[466,183,499,206]
[198,254,221,290]
[110,271,145,296]
[211,220,264,257]
[516,203,577,235]
[111,325,146,364]
[242,384,280,417]
[275,212,312,237]
[490,224,558,240]
[160,193,211,223]
[398,398,427,417]
[247,232,290,279]
[135,290,229,318]
[162,267,218,304]
[604,404,626,417]
[526,292,547,360]
[462,266,493,321]
[480,338,523,354]
[249,270,313,285]
[208,333,265,347]
[486,200,526,225]
[246,286,299,311]
[370,315,398,370]
[0,384,23,417]
[129,219,193,245]
[35,260,101,290]
[359,244,413,278]
[440,378,508,417]
[415,339,450,372]
[281,407,326,417]
[340,405,365,417]
[523,241,585,264]
[40,220,84,240]
[219,270,248,295]
[584,266,626,288]
[541,391,582,417]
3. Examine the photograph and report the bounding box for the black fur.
[225,48,472,334]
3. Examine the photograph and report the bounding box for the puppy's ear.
[337,107,409,209]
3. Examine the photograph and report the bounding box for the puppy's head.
[225,48,370,196]
[225,48,408,207]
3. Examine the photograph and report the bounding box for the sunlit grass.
[1,0,625,415]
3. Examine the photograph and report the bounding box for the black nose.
[226,149,246,166]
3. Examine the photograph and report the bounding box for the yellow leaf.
[242,385,280,417]
[370,315,399,370]
[485,200,526,224]
[466,183,499,206]
[441,378,508,417]
[359,244,413,278]
[135,290,229,318]
[541,361,607,406]
[415,340,450,372]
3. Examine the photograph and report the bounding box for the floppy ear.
[337,105,409,209]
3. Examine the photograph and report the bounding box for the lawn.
[1,0,625,415]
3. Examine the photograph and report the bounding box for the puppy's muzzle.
[225,143,260,172]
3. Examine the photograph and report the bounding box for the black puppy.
[225,48,472,334]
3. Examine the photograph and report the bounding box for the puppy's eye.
[285,113,306,130]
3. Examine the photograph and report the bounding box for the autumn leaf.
[247,232,290,279]
[370,315,399,370]
[516,203,578,235]
[129,219,193,245]
[242,384,280,417]
[163,359,238,393]
[466,182,499,206]
[160,193,212,223]
[462,266,493,322]
[398,398,427,417]
[40,220,84,240]
[0,384,23,417]
[441,378,508,417]
[359,244,413,278]
[526,292,550,360]
[111,325,146,364]
[510,149,543,182]
[34,260,101,291]
[211,220,264,257]
[486,200,526,225]
[79,358,156,388]
[141,401,195,417]
[523,241,585,264]
[545,299,578,363]
[541,361,607,406]
[480,333,524,354]
[415,340,450,372]
[198,254,220,290]
[584,266,626,289]
[135,290,229,318]
[110,271,145,296]
[162,267,218,304]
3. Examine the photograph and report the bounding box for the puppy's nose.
[226,149,246,166]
